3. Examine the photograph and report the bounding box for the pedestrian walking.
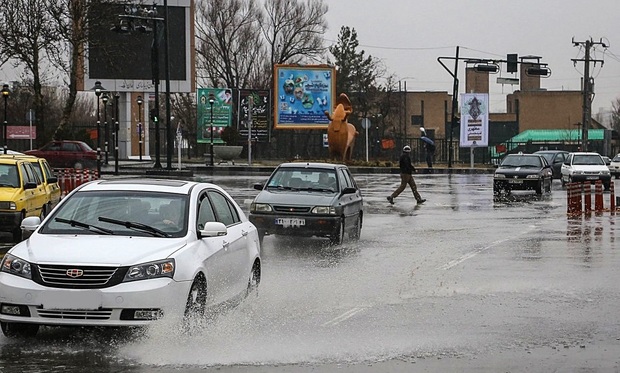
[421,136,435,169]
[387,145,426,205]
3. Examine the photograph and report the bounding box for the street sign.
[361,118,371,129]
[497,77,519,85]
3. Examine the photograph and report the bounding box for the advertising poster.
[274,64,335,129]
[197,88,233,144]
[239,89,270,142]
[459,93,489,147]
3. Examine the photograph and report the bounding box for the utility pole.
[572,38,607,152]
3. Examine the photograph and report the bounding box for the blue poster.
[274,65,335,129]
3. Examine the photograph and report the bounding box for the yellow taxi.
[0,154,62,209]
[0,157,48,242]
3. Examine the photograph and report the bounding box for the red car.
[25,140,97,169]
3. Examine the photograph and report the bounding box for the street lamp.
[208,93,215,166]
[137,95,143,161]
[114,92,120,175]
[1,84,10,154]
[91,81,106,175]
[113,4,165,168]
[101,92,109,164]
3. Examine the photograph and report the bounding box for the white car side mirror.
[21,216,41,232]
[199,221,227,238]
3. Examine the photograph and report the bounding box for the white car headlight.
[311,206,336,215]
[526,175,539,179]
[494,174,506,179]
[123,259,175,282]
[251,203,272,212]
[601,170,610,175]
[1,254,32,279]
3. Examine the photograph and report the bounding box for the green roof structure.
[508,129,605,143]
[491,129,607,158]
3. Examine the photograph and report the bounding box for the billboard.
[197,88,233,144]
[238,89,271,142]
[273,64,335,129]
[83,0,194,93]
[459,93,489,147]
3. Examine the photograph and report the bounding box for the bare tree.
[47,0,90,139]
[0,0,59,147]
[170,93,198,157]
[612,98,620,134]
[195,0,264,89]
[261,0,328,67]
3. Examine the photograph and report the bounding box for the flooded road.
[1,174,619,372]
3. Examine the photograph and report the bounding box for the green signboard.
[197,88,233,144]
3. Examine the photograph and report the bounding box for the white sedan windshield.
[40,191,188,237]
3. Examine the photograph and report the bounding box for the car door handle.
[241,230,248,237]
[223,240,230,249]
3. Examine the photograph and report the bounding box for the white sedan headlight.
[1,254,32,279]
[123,259,175,282]
[251,203,272,212]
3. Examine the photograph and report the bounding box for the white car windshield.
[40,191,188,237]
[573,155,604,165]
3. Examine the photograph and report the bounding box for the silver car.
[609,154,620,179]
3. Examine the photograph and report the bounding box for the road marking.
[437,219,554,270]
[322,307,365,327]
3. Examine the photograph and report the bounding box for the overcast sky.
[1,0,617,117]
[324,0,620,116]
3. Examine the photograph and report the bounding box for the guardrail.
[567,181,616,216]
[56,168,99,197]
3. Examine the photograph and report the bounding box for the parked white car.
[609,154,620,179]
[560,152,611,190]
[0,179,261,337]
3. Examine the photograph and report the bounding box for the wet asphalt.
[1,172,619,372]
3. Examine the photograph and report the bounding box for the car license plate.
[39,290,102,310]
[275,218,305,227]
[509,180,523,184]
[586,176,598,180]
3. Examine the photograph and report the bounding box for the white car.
[0,179,261,337]
[609,154,620,179]
[560,152,611,190]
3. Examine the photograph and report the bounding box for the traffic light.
[474,64,498,72]
[507,54,518,73]
[526,67,550,76]
[150,108,158,122]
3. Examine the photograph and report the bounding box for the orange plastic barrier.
[57,168,99,197]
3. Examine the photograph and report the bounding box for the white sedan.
[0,179,261,337]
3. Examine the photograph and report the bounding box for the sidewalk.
[100,159,495,176]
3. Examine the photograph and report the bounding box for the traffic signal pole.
[438,51,551,167]
[572,38,607,152]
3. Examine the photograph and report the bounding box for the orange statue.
[324,93,358,162]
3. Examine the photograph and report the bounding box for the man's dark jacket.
[399,153,414,174]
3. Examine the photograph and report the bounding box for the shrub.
[220,126,239,146]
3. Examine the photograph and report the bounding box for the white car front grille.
[37,265,121,288]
